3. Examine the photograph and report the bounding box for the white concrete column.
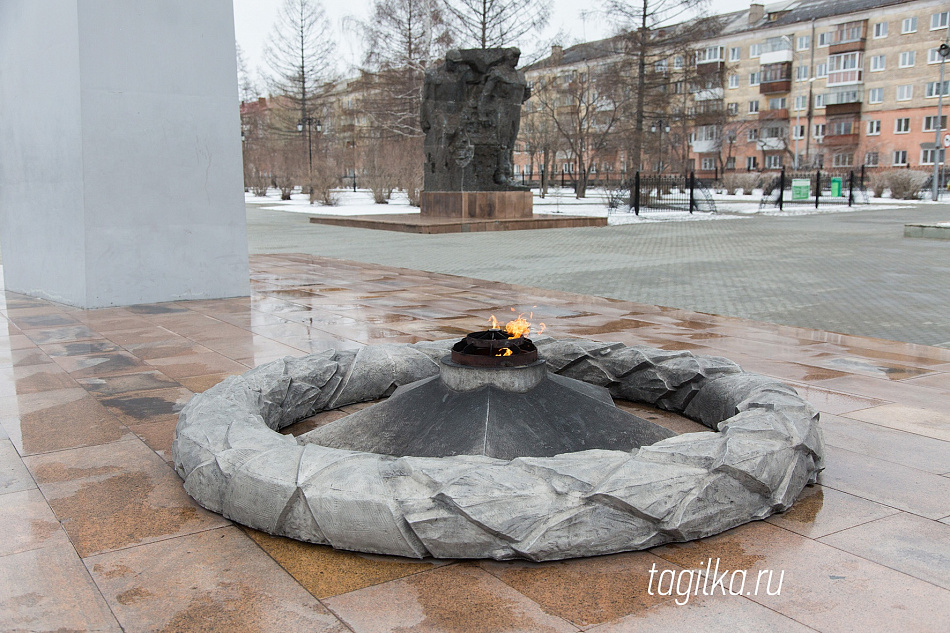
[0,0,249,307]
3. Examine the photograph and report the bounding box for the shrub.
[884,169,929,200]
[868,171,887,197]
[721,172,761,195]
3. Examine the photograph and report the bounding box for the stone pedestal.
[420,191,533,219]
[0,0,249,308]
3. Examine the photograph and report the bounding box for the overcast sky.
[233,0,753,85]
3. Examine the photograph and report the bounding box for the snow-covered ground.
[246,186,929,224]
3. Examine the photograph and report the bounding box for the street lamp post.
[932,31,950,201]
[297,117,322,194]
[651,120,671,174]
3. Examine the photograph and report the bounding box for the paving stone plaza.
[2,203,950,631]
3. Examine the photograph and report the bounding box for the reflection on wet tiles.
[818,513,950,590]
[12,313,81,329]
[0,488,69,556]
[24,439,229,556]
[4,364,78,395]
[765,485,899,539]
[243,528,447,600]
[85,527,348,632]
[10,348,55,368]
[24,325,103,345]
[143,352,248,379]
[0,439,36,493]
[324,564,578,633]
[784,382,889,415]
[121,339,211,361]
[821,413,950,473]
[128,419,178,463]
[99,387,193,427]
[1,391,131,456]
[814,356,935,381]
[480,552,681,628]
[820,445,950,519]
[77,371,180,396]
[51,351,148,379]
[843,403,950,442]
[0,542,121,632]
[126,304,191,315]
[41,340,122,357]
[175,373,235,393]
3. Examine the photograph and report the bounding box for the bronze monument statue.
[419,48,533,218]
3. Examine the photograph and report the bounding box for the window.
[814,123,826,138]
[833,153,853,167]
[696,46,724,64]
[868,87,883,103]
[797,35,810,50]
[729,47,740,62]
[873,22,888,38]
[750,43,763,57]
[923,115,948,131]
[818,32,831,47]
[791,124,805,139]
[726,156,736,170]
[865,152,879,166]
[893,150,908,165]
[748,100,760,113]
[870,55,886,71]
[746,156,758,170]
[921,148,946,164]
[867,120,881,135]
[897,85,913,101]
[902,17,917,34]
[834,21,864,44]
[926,81,950,98]
[727,102,739,115]
[761,63,790,83]
[827,52,863,85]
[695,125,719,141]
[895,117,911,133]
[831,120,853,136]
[795,65,810,80]
[762,126,785,139]
[768,97,787,110]
[794,95,808,111]
[899,51,915,68]
[728,74,739,88]
[749,72,761,86]
[655,59,668,72]
[933,11,950,30]
[931,48,944,64]
[674,55,684,68]
[815,94,826,108]
[701,157,716,170]
[747,128,759,141]
[816,62,828,78]
[765,154,782,169]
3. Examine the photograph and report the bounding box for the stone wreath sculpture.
[172,338,823,561]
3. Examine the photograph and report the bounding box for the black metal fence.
[760,167,869,211]
[616,172,716,215]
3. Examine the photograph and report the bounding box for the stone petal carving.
[173,338,824,561]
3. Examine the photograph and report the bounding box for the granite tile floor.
[1,253,949,632]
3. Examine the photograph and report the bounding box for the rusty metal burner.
[451,329,538,367]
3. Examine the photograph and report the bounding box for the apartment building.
[516,0,950,179]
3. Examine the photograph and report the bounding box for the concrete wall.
[0,0,249,307]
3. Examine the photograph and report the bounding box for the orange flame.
[488,312,546,339]
[495,348,513,356]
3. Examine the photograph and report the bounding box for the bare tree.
[444,0,552,49]
[263,0,336,198]
[533,60,633,198]
[519,94,562,197]
[604,0,713,177]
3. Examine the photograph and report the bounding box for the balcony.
[694,87,724,102]
[823,133,860,147]
[692,139,721,154]
[758,108,789,121]
[760,49,793,65]
[760,80,792,94]
[830,38,866,54]
[826,102,862,116]
[757,138,786,151]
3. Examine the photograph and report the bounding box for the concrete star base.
[172,338,824,561]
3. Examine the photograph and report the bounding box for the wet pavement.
[1,253,949,631]
[247,203,950,347]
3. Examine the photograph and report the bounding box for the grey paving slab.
[247,204,950,347]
